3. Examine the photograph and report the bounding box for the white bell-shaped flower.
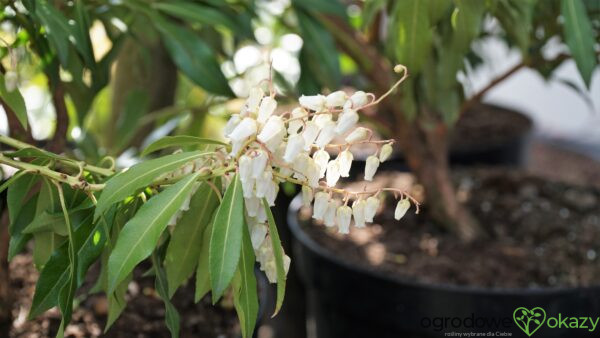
[301,121,319,150]
[305,159,321,188]
[257,96,277,124]
[364,196,380,222]
[315,120,336,148]
[302,186,314,207]
[256,204,267,223]
[313,192,329,220]
[251,150,268,179]
[239,155,252,182]
[352,199,366,228]
[324,200,337,227]
[283,133,305,163]
[257,116,284,144]
[336,205,352,234]
[249,222,268,250]
[345,127,369,144]
[395,199,411,220]
[344,90,368,109]
[337,150,353,177]
[283,254,291,274]
[229,117,257,143]
[265,128,285,152]
[255,170,273,198]
[364,155,380,181]
[299,94,326,111]
[243,87,264,116]
[326,90,348,108]
[224,114,241,137]
[241,177,255,198]
[265,180,279,206]
[380,143,393,162]
[292,153,310,179]
[287,107,307,135]
[335,109,359,135]
[230,139,245,157]
[313,113,333,129]
[245,196,260,217]
[312,149,330,178]
[326,160,341,187]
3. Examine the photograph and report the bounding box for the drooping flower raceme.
[220,65,418,283]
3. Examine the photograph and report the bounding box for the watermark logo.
[513,307,546,336]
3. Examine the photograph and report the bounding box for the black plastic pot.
[288,196,600,338]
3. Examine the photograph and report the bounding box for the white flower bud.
[395,199,411,220]
[239,155,252,182]
[337,150,353,177]
[251,151,268,179]
[265,128,285,152]
[315,120,336,148]
[326,160,341,187]
[265,181,278,206]
[379,143,393,162]
[325,90,348,108]
[249,222,268,250]
[345,91,368,109]
[336,205,352,234]
[287,107,307,135]
[4,71,18,92]
[364,155,380,181]
[241,178,255,198]
[335,109,359,135]
[283,133,305,163]
[224,114,241,137]
[302,121,319,150]
[302,186,314,207]
[313,192,329,220]
[312,149,330,178]
[292,153,310,179]
[258,116,284,144]
[257,96,277,124]
[243,87,264,116]
[255,170,273,198]
[245,197,260,217]
[352,199,366,228]
[313,113,333,129]
[305,159,321,188]
[324,200,337,227]
[345,127,370,143]
[364,196,380,222]
[283,254,291,275]
[229,117,257,143]
[299,94,326,111]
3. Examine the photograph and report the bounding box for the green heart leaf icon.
[513,307,546,336]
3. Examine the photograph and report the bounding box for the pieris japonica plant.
[0,62,417,337]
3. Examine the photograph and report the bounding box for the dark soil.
[300,168,600,288]
[9,254,241,337]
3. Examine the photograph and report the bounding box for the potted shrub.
[285,0,600,337]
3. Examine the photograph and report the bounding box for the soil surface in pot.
[299,169,600,288]
[9,252,240,337]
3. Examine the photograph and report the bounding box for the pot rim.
[287,194,600,296]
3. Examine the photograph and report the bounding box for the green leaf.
[142,136,227,157]
[165,180,220,297]
[33,0,74,67]
[23,202,93,235]
[262,199,286,316]
[232,221,258,338]
[114,89,149,152]
[153,16,233,97]
[209,174,245,302]
[0,72,28,129]
[362,0,387,30]
[561,0,598,87]
[94,150,207,220]
[195,218,213,302]
[4,147,73,162]
[292,0,347,17]
[106,172,201,294]
[152,252,180,338]
[105,274,131,332]
[8,197,36,260]
[451,0,487,52]
[389,0,433,73]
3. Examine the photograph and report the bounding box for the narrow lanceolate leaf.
[263,199,286,316]
[142,136,227,157]
[0,72,28,129]
[106,172,201,294]
[209,174,245,302]
[152,253,180,338]
[561,0,597,88]
[389,0,433,73]
[195,220,213,302]
[95,151,206,220]
[165,180,220,297]
[105,274,131,332]
[232,221,258,338]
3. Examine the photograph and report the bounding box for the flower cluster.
[222,65,418,283]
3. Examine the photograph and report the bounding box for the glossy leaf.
[107,172,201,294]
[209,174,245,302]
[152,252,180,338]
[232,221,258,338]
[195,219,213,302]
[94,151,207,220]
[142,136,227,157]
[262,199,286,316]
[561,0,597,87]
[389,0,433,73]
[0,72,28,129]
[165,180,220,297]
